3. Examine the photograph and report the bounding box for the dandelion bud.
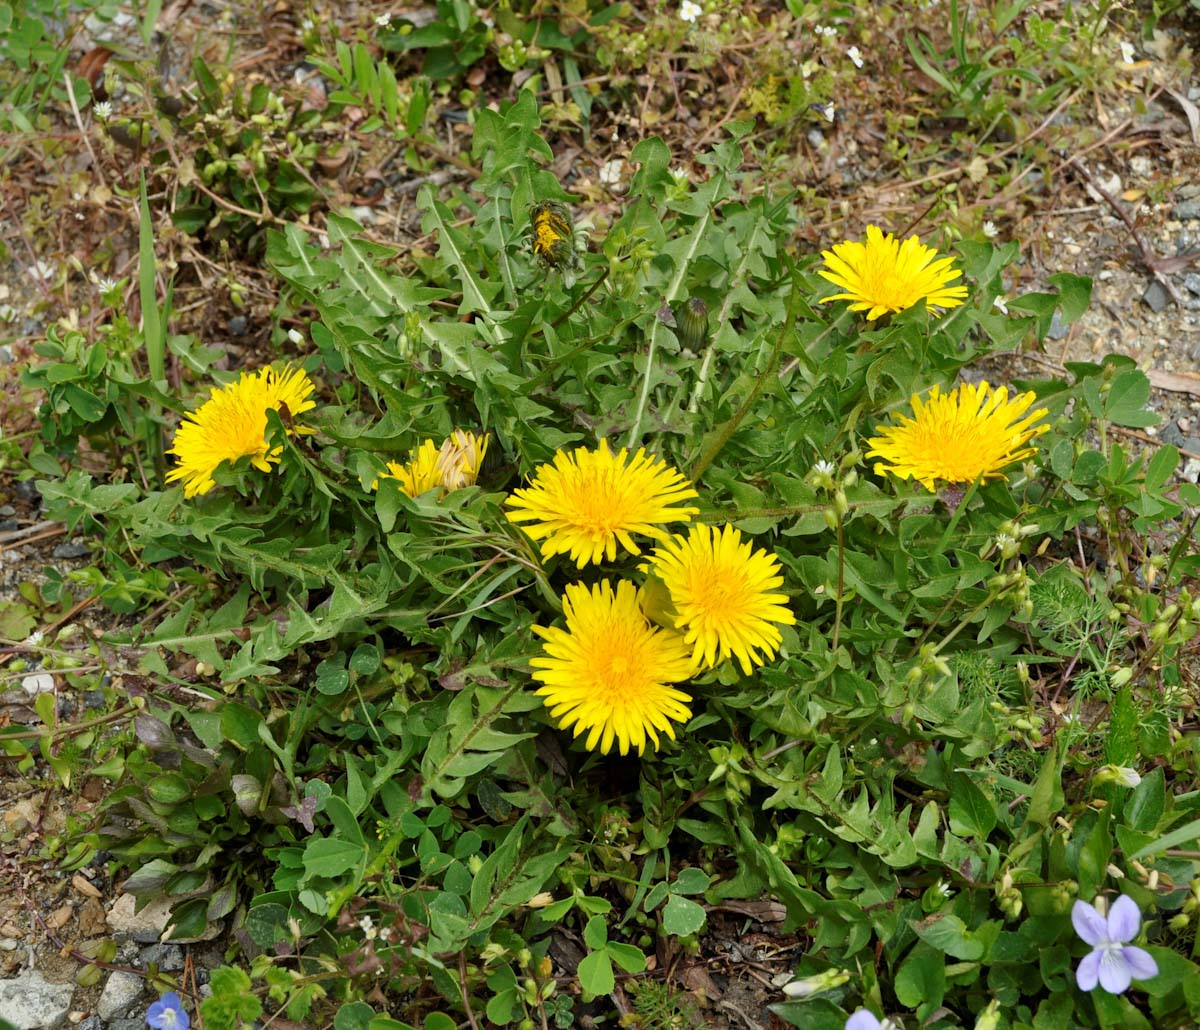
[676,297,709,351]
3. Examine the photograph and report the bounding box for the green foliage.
[15,67,1200,1030]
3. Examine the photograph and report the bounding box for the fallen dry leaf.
[71,874,102,899]
[46,903,74,931]
[1147,369,1200,396]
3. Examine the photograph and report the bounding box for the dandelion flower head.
[505,440,699,568]
[166,365,316,498]
[867,381,1048,491]
[819,224,969,321]
[531,579,694,756]
[649,523,795,675]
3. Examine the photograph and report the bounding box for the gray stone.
[106,1020,145,1030]
[0,969,75,1029]
[0,345,13,366]
[107,893,173,943]
[1182,459,1200,484]
[1173,199,1200,221]
[138,942,184,971]
[1046,311,1069,340]
[1142,280,1170,313]
[1183,273,1200,298]
[97,971,144,1021]
[50,540,90,560]
[73,1017,102,1030]
[228,315,247,335]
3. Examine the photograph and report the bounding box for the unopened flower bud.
[676,296,709,351]
[781,969,851,998]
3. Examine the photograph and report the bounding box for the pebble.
[1046,312,1070,340]
[1173,199,1200,221]
[228,315,247,335]
[1183,459,1200,484]
[1183,273,1200,298]
[138,943,184,971]
[96,972,143,1021]
[0,345,13,366]
[106,893,173,943]
[21,672,55,696]
[50,540,90,560]
[0,969,75,1029]
[1141,280,1170,313]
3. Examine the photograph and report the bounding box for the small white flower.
[982,220,998,238]
[813,460,836,477]
[1119,41,1136,64]
[374,12,391,27]
[287,328,305,345]
[28,260,56,284]
[993,294,1008,315]
[815,24,837,38]
[679,0,702,22]
[93,100,112,120]
[936,879,953,898]
[846,46,863,68]
[24,630,45,647]
[358,914,377,939]
[378,926,393,942]
[301,17,315,31]
[96,276,120,296]
[669,167,690,187]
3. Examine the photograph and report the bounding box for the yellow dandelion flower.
[531,579,694,756]
[378,439,443,497]
[818,224,969,321]
[649,524,796,676]
[505,440,700,568]
[867,381,1050,491]
[436,430,488,491]
[375,430,490,497]
[166,365,316,498]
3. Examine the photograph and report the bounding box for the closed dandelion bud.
[677,297,709,351]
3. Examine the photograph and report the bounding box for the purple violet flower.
[846,1011,898,1030]
[146,992,190,1030]
[1072,895,1159,994]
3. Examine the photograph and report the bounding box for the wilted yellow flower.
[505,440,699,568]
[376,430,489,497]
[531,579,694,756]
[818,224,969,320]
[436,429,488,491]
[529,201,575,268]
[166,365,316,498]
[648,524,796,675]
[867,381,1049,491]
